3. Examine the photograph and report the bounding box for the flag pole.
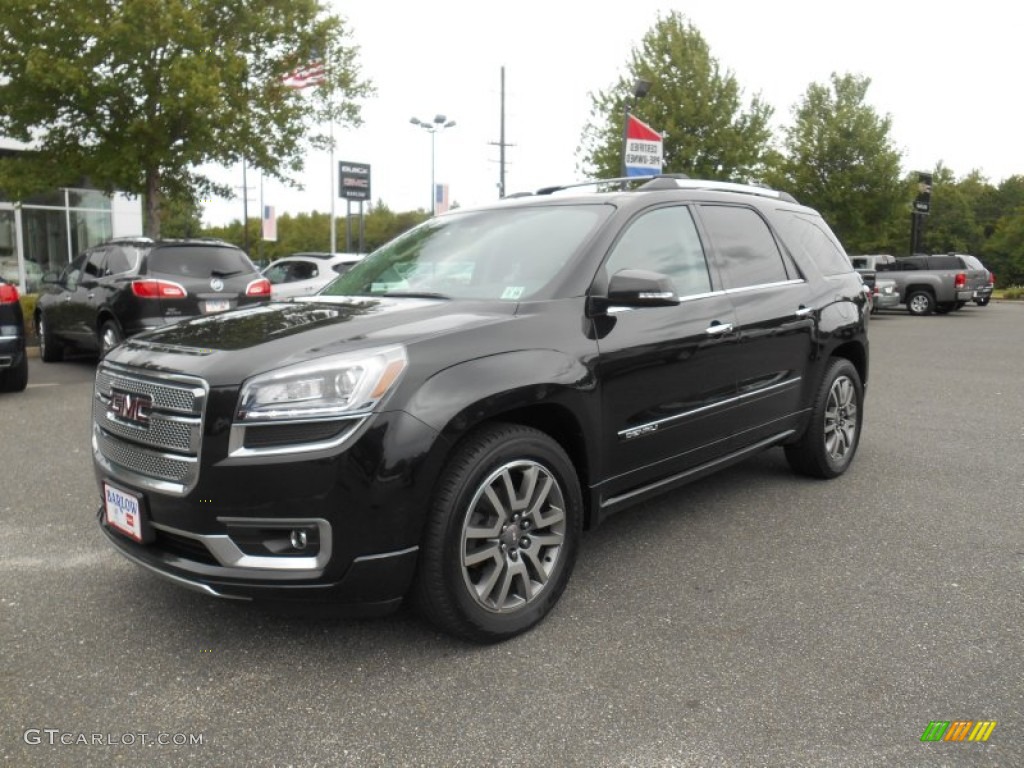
[328,45,336,254]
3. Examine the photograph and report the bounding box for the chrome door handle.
[795,306,814,317]
[705,322,734,335]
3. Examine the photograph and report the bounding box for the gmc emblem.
[109,390,153,426]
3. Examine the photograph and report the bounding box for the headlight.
[236,346,407,422]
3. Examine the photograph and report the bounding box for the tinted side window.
[604,206,711,297]
[699,205,788,289]
[105,246,133,275]
[774,212,850,277]
[63,255,87,290]
[84,248,107,278]
[291,260,318,280]
[927,255,960,270]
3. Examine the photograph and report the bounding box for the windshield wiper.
[210,269,244,278]
[381,291,451,300]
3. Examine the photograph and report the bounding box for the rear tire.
[0,353,28,392]
[37,314,64,362]
[785,358,863,479]
[934,302,954,315]
[906,290,934,316]
[975,297,990,306]
[413,423,582,643]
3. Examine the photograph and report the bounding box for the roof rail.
[514,174,797,203]
[636,176,799,203]
[534,177,642,195]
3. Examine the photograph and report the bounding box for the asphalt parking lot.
[2,302,1022,767]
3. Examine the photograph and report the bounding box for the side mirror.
[607,269,679,308]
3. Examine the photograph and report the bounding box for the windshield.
[321,205,609,301]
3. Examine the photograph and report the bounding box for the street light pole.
[410,114,456,215]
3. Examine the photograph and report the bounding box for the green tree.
[769,73,903,253]
[917,165,985,255]
[577,11,776,181]
[159,194,204,239]
[0,0,371,238]
[982,209,1024,286]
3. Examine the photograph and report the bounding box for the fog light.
[289,529,308,551]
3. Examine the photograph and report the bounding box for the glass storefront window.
[23,189,66,207]
[71,210,112,255]
[67,188,111,211]
[22,207,69,276]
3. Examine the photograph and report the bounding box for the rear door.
[696,204,818,446]
[68,248,109,347]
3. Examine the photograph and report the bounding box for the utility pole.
[489,66,515,198]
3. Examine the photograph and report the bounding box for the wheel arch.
[830,340,868,391]
[405,351,599,530]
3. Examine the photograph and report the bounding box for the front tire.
[37,314,64,362]
[785,358,863,479]
[413,423,582,643]
[906,290,934,316]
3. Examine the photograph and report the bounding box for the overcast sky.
[201,0,1023,229]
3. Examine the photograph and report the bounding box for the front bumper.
[94,398,447,608]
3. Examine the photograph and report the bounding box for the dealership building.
[0,139,142,293]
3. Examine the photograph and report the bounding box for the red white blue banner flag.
[262,205,277,241]
[283,60,326,89]
[624,114,663,177]
[435,183,450,215]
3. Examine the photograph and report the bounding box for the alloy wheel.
[460,460,566,613]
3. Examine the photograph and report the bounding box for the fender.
[402,348,602,497]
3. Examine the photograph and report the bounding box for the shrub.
[18,293,37,341]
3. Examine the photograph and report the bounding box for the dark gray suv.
[35,238,271,360]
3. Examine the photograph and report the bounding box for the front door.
[593,204,740,504]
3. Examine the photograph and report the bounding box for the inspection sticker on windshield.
[501,286,525,300]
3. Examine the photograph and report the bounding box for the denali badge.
[109,391,153,426]
[210,278,224,292]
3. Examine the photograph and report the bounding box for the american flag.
[282,60,326,89]
[435,183,450,215]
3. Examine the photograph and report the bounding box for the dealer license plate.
[204,299,230,313]
[104,483,143,542]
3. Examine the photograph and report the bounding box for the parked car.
[93,177,869,642]
[35,238,271,361]
[0,276,28,392]
[958,254,995,306]
[871,277,900,312]
[262,252,363,299]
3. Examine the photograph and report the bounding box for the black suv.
[0,276,28,392]
[36,238,271,360]
[93,178,869,642]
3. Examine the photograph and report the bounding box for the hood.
[108,296,517,384]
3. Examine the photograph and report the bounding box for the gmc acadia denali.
[93,177,869,642]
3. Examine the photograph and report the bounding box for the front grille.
[94,363,207,496]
